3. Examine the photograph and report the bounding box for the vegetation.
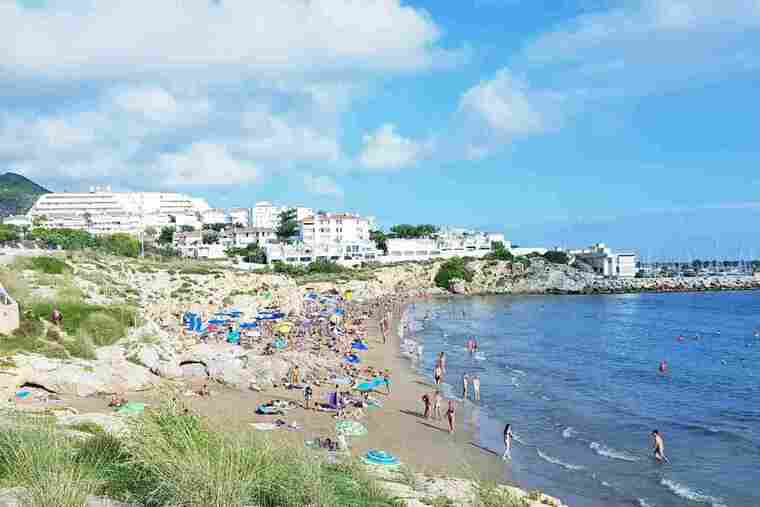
[28,229,140,257]
[543,250,570,265]
[19,256,72,275]
[370,230,388,254]
[0,172,50,217]
[388,224,438,239]
[275,208,299,243]
[0,401,402,507]
[434,257,474,289]
[157,227,174,245]
[484,241,513,261]
[226,243,266,264]
[0,224,21,243]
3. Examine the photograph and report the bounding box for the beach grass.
[0,400,404,507]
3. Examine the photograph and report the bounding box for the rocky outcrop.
[4,348,159,397]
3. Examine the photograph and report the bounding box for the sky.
[1,0,759,259]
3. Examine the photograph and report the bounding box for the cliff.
[0,172,50,217]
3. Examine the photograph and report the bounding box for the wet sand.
[64,303,510,484]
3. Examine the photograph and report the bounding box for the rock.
[449,279,467,295]
[10,353,159,397]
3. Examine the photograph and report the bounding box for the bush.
[30,301,137,346]
[63,336,97,360]
[79,312,127,347]
[28,256,71,275]
[307,259,345,274]
[543,250,569,265]
[485,241,513,261]
[97,234,140,258]
[434,257,474,290]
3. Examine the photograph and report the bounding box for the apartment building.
[251,201,313,229]
[299,212,372,244]
[569,243,638,278]
[28,186,211,235]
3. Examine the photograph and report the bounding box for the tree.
[276,208,299,243]
[389,224,438,239]
[370,230,388,254]
[434,257,473,290]
[158,227,174,245]
[96,234,140,258]
[0,225,20,243]
[485,241,513,261]
[543,250,569,264]
[179,225,195,233]
[202,231,219,245]
[226,242,266,264]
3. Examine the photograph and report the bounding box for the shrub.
[30,301,137,346]
[79,312,126,347]
[485,241,513,261]
[63,337,97,360]
[97,234,140,258]
[307,259,345,274]
[543,250,569,265]
[434,257,473,290]
[28,256,71,275]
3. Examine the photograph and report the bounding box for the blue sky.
[2,0,759,258]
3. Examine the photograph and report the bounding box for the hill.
[0,172,50,217]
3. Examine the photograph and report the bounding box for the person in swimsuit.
[446,400,456,434]
[472,375,481,401]
[437,352,447,374]
[502,423,514,460]
[422,394,431,419]
[434,364,443,385]
[659,361,668,374]
[652,430,668,463]
[433,390,443,420]
[462,374,469,400]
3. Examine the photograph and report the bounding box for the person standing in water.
[472,375,481,401]
[502,424,514,460]
[652,430,669,463]
[434,364,443,386]
[433,390,443,420]
[438,352,447,374]
[462,374,469,400]
[659,361,668,374]
[446,400,456,434]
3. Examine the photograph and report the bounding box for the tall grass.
[0,401,402,507]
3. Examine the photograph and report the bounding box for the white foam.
[537,449,585,471]
[562,427,577,439]
[660,479,727,507]
[589,442,640,462]
[473,352,486,361]
[636,499,654,507]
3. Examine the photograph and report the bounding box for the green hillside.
[0,172,50,217]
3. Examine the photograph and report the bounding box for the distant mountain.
[0,172,50,217]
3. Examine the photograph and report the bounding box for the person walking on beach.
[433,390,443,420]
[434,364,443,386]
[446,400,456,434]
[472,375,481,401]
[422,393,431,419]
[304,384,313,410]
[462,374,469,400]
[652,430,669,463]
[502,423,514,460]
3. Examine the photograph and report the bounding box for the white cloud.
[157,143,258,186]
[1,0,454,80]
[521,0,760,95]
[303,174,344,198]
[358,123,429,170]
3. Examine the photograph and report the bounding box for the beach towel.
[116,402,146,415]
[331,377,352,386]
[15,390,32,400]
[362,450,400,467]
[273,338,288,350]
[336,420,367,437]
[227,331,241,345]
[250,422,278,431]
[344,354,360,365]
[351,342,369,351]
[257,405,282,415]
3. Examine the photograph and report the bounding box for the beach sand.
[63,302,510,485]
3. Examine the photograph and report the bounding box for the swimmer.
[434,364,443,385]
[677,335,685,343]
[472,375,481,401]
[651,430,669,463]
[437,351,447,374]
[659,361,668,374]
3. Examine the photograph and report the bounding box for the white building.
[380,229,509,264]
[232,227,276,248]
[27,186,210,235]
[228,208,250,227]
[251,201,313,229]
[300,212,372,245]
[201,209,227,226]
[2,215,32,228]
[569,243,638,278]
[264,241,381,266]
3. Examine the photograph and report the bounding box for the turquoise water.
[408,292,760,507]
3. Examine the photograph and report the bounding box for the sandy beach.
[63,298,509,485]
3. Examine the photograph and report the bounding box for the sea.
[403,291,760,507]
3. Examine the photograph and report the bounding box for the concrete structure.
[228,208,250,227]
[0,284,20,335]
[174,231,228,259]
[570,243,637,278]
[201,209,227,226]
[510,247,548,257]
[380,230,509,264]
[28,187,210,235]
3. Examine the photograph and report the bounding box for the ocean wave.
[637,499,654,507]
[562,427,577,439]
[537,449,585,471]
[473,352,486,361]
[660,478,726,507]
[589,442,639,462]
